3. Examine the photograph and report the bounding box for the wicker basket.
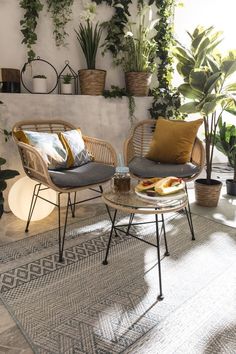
[125,72,152,96]
[78,69,106,95]
[194,179,222,207]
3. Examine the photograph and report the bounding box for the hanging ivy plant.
[20,0,44,61]
[94,0,132,57]
[46,0,74,47]
[150,0,185,119]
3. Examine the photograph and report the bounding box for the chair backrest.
[127,119,205,169]
[12,119,76,134]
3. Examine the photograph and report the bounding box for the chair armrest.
[123,135,135,165]
[16,142,54,187]
[192,137,205,169]
[83,136,117,166]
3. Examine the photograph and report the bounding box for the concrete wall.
[0,92,153,172]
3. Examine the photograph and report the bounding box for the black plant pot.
[226,179,236,196]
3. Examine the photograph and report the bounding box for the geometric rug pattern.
[0,210,236,354]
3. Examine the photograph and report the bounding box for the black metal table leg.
[161,214,170,256]
[102,209,118,265]
[184,185,195,240]
[155,213,164,301]
[126,213,134,235]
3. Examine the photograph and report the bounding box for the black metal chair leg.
[58,193,70,263]
[99,185,119,237]
[161,214,169,256]
[185,206,195,240]
[126,213,134,235]
[102,209,117,265]
[155,213,164,301]
[69,193,76,218]
[184,185,195,240]
[25,183,41,232]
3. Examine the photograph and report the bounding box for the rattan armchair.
[124,119,205,181]
[124,119,205,239]
[13,120,117,262]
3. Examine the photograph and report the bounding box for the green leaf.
[0,180,7,192]
[202,100,218,115]
[221,59,236,78]
[178,83,203,100]
[204,72,222,93]
[0,170,19,180]
[179,102,200,114]
[225,83,236,92]
[189,69,208,93]
[0,158,6,166]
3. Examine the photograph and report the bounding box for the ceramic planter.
[194,178,222,207]
[61,83,73,95]
[33,78,47,94]
[226,179,236,196]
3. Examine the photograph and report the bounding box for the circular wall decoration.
[21,57,59,94]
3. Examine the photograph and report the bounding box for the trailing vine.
[46,0,74,47]
[150,0,184,119]
[20,0,74,60]
[20,0,44,61]
[103,86,135,125]
[94,0,132,57]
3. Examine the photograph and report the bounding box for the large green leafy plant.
[214,118,236,182]
[174,26,236,183]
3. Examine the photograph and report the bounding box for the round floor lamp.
[8,176,57,221]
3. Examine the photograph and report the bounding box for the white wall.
[0,0,159,92]
[174,0,236,126]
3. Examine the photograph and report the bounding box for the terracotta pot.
[226,179,236,196]
[194,178,222,207]
[78,69,106,95]
[125,71,152,96]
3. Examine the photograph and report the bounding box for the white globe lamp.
[8,176,57,221]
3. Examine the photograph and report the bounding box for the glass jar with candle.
[112,166,131,193]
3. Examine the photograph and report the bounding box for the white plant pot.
[61,83,73,94]
[33,78,47,93]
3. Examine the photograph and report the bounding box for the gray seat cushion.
[129,157,201,178]
[49,162,115,188]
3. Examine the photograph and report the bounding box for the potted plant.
[214,118,236,196]
[32,74,47,93]
[174,26,236,207]
[118,5,158,96]
[75,2,105,95]
[61,74,73,94]
[0,101,19,218]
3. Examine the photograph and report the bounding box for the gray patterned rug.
[0,209,236,354]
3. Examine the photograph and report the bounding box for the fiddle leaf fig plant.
[174,26,236,183]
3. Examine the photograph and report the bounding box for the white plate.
[135,188,186,201]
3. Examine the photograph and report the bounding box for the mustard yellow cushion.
[146,118,203,164]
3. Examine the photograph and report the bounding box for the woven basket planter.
[125,72,152,96]
[194,178,222,207]
[78,69,106,95]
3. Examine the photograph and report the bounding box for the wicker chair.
[13,120,117,262]
[124,119,205,181]
[124,119,205,239]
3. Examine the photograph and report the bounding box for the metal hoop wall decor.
[21,57,59,94]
